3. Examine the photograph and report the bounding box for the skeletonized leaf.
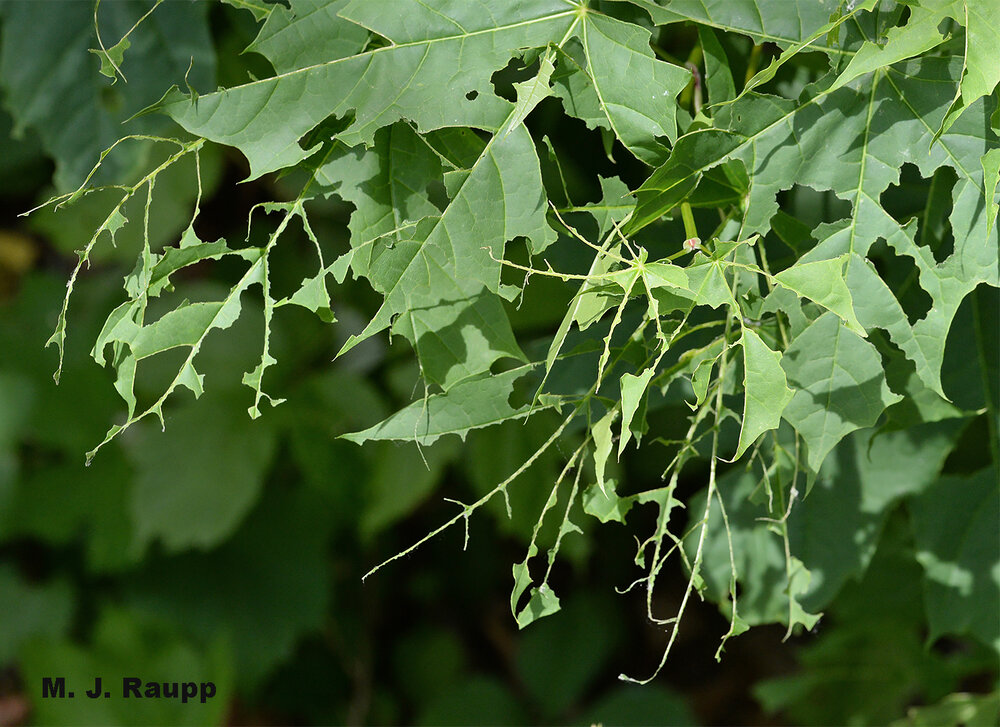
[632,52,998,396]
[692,468,821,631]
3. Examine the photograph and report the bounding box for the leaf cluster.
[11,0,999,705]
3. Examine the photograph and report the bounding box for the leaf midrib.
[209,7,578,93]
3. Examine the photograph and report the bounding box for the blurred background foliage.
[0,1,997,725]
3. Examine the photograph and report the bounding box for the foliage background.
[0,1,997,725]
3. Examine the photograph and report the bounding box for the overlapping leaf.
[631,51,998,398]
[781,313,901,471]
[35,0,1000,682]
[343,366,550,446]
[621,0,848,51]
[332,118,548,389]
[149,0,580,179]
[734,328,793,460]
[552,12,690,165]
[245,0,369,73]
[830,0,1000,135]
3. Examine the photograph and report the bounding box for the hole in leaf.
[869,329,915,400]
[868,239,932,325]
[880,163,956,263]
[777,185,851,231]
[465,90,478,101]
[299,111,354,152]
[941,283,998,412]
[426,179,448,212]
[490,56,537,102]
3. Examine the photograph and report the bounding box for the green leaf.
[581,175,635,237]
[275,269,334,321]
[740,0,880,98]
[955,1,1000,118]
[734,328,793,460]
[125,394,277,553]
[152,0,580,179]
[0,0,214,189]
[910,466,1000,654]
[697,26,735,107]
[591,407,617,495]
[342,365,547,446]
[756,512,975,726]
[582,480,632,524]
[828,0,1000,138]
[125,486,332,689]
[245,0,369,74]
[780,313,902,471]
[316,123,444,260]
[618,367,655,455]
[773,256,865,336]
[788,420,966,612]
[983,147,1000,236]
[683,256,735,309]
[552,12,689,165]
[642,260,689,291]
[622,0,849,51]
[516,584,561,629]
[336,122,549,388]
[843,253,945,397]
[829,0,959,94]
[511,558,535,621]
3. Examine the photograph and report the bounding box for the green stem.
[680,202,699,241]
[679,46,704,114]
